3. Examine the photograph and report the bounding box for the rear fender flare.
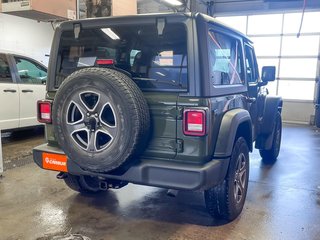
[259,96,283,135]
[256,96,283,150]
[214,109,252,158]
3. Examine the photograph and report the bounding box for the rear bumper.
[33,143,229,190]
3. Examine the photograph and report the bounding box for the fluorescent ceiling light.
[101,28,120,40]
[162,0,183,6]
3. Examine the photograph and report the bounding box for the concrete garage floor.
[0,124,320,240]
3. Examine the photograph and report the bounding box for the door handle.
[3,89,17,93]
[22,89,34,93]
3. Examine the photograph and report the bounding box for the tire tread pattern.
[53,68,150,172]
[259,112,282,163]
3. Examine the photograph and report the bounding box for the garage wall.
[112,0,137,16]
[0,13,54,66]
[282,101,315,124]
[137,0,172,14]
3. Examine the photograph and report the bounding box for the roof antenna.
[297,0,307,38]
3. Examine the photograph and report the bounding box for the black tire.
[204,137,249,222]
[315,105,320,128]
[259,112,282,163]
[63,173,101,193]
[52,68,150,172]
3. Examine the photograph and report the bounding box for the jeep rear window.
[55,23,188,91]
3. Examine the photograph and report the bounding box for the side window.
[152,50,187,67]
[208,30,244,85]
[14,57,47,84]
[0,54,13,83]
[130,50,141,66]
[245,45,259,83]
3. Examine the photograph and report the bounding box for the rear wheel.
[63,173,102,194]
[259,112,282,163]
[204,137,249,222]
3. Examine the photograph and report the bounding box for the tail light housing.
[183,109,206,136]
[37,100,52,123]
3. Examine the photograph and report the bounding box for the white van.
[0,52,47,131]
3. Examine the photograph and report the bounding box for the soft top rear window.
[55,23,188,91]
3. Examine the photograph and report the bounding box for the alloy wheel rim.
[65,91,117,153]
[234,152,247,204]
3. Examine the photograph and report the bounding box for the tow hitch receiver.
[56,172,68,179]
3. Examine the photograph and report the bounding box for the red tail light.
[38,100,52,123]
[96,59,114,65]
[183,109,206,136]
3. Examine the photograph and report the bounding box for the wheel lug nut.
[95,113,98,117]
[87,113,90,116]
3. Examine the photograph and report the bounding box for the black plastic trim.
[33,143,229,191]
[214,109,252,157]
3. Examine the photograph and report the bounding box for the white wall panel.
[282,101,315,124]
[0,13,54,66]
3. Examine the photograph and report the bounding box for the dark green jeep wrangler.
[33,12,282,222]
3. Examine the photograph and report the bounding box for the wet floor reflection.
[65,185,217,227]
[1,124,320,240]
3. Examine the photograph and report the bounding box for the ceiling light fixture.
[101,28,120,40]
[162,0,183,6]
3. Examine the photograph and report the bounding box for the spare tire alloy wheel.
[53,68,150,173]
[66,91,117,152]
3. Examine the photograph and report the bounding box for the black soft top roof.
[58,12,252,43]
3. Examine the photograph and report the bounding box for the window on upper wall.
[279,58,318,79]
[283,12,320,34]
[248,14,283,35]
[278,80,315,100]
[208,30,244,86]
[215,16,247,34]
[217,11,320,102]
[251,37,281,57]
[281,36,320,56]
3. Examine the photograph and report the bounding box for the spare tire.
[52,68,150,172]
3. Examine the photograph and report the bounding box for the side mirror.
[261,66,276,82]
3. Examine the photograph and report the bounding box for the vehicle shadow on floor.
[65,187,231,228]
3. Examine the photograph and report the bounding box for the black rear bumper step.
[33,143,229,191]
